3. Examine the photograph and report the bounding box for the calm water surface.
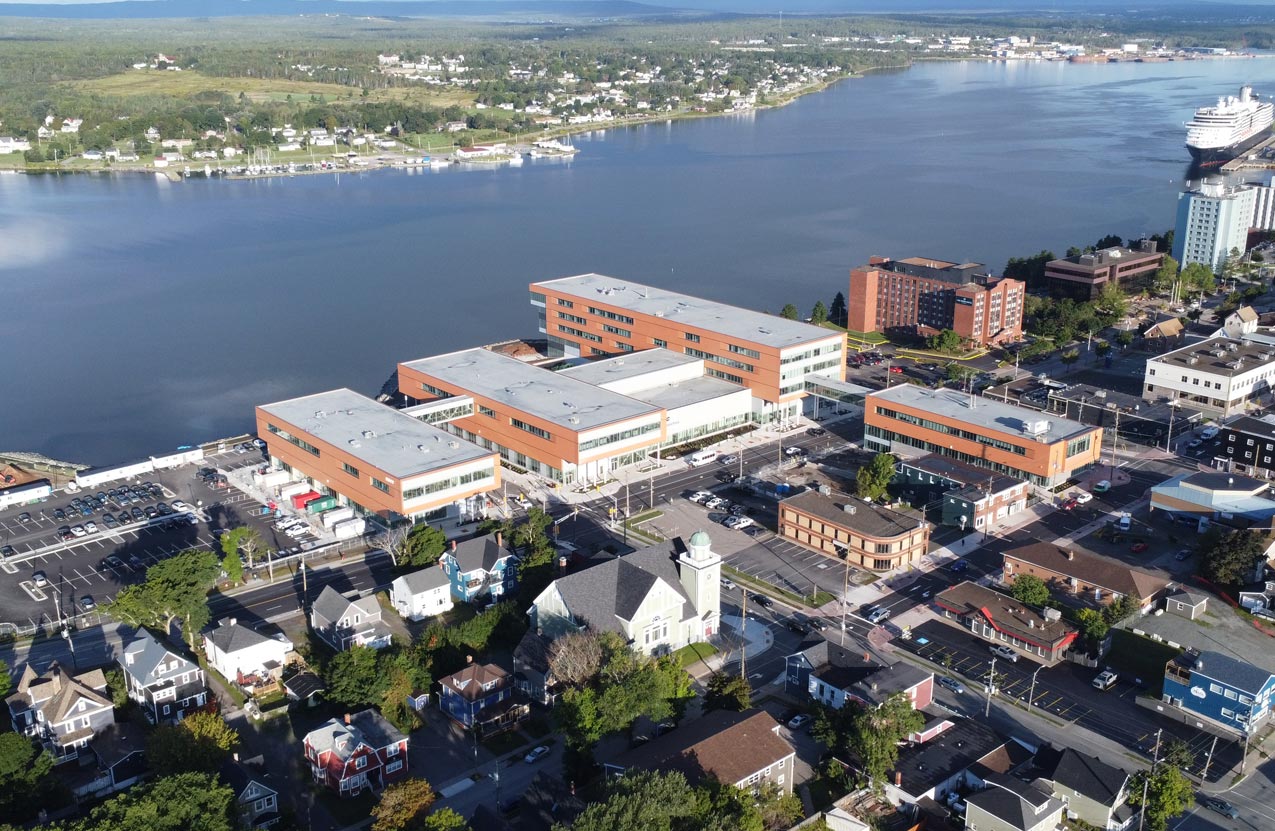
[3,58,1273,463]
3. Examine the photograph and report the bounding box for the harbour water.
[2,57,1271,464]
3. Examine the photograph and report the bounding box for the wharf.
[1221,133,1275,172]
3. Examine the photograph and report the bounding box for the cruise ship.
[1185,85,1274,165]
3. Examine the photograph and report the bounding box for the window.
[387,743,400,757]
[558,324,601,343]
[728,343,761,360]
[478,405,495,417]
[530,291,546,305]
[587,306,634,325]
[512,418,552,440]
[685,332,700,343]
[386,760,403,774]
[557,298,574,308]
[355,756,368,769]
[403,468,492,500]
[419,381,450,398]
[558,311,588,325]
[342,462,359,477]
[1210,683,1224,694]
[372,477,390,493]
[602,323,631,338]
[653,338,667,348]
[1225,689,1238,700]
[266,424,320,457]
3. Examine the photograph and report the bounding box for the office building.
[1142,336,1275,418]
[777,489,930,571]
[847,256,1024,346]
[1172,180,1257,272]
[1162,650,1275,739]
[256,388,500,523]
[896,454,1029,531]
[399,347,666,486]
[530,274,846,422]
[864,386,1102,488]
[1043,241,1163,300]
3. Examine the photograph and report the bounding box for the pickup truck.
[1093,670,1119,691]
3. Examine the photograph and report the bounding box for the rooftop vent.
[349,440,361,448]
[417,444,429,453]
[315,411,327,419]
[567,416,580,424]
[448,441,460,449]
[362,430,377,439]
[844,505,857,515]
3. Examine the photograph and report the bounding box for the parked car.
[1093,480,1111,494]
[84,521,98,534]
[1130,541,1148,553]
[949,560,969,574]
[71,525,87,538]
[719,454,739,465]
[751,592,775,609]
[783,446,807,457]
[16,512,31,523]
[1060,497,1078,511]
[867,607,892,624]
[938,677,965,695]
[888,366,904,374]
[720,578,738,591]
[989,645,1019,663]
[102,555,125,571]
[0,545,15,558]
[1174,549,1192,561]
[523,746,550,765]
[1202,798,1239,819]
[80,595,96,611]
[688,491,714,504]
[808,618,828,632]
[787,620,811,635]
[787,714,811,730]
[1073,491,1093,504]
[806,427,827,437]
[1117,513,1132,532]
[32,571,48,587]
[1093,670,1119,691]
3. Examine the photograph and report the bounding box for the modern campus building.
[1142,336,1275,418]
[847,256,1024,346]
[863,386,1103,488]
[1172,180,1257,272]
[398,347,666,487]
[777,489,930,572]
[256,388,500,523]
[529,273,847,423]
[1043,241,1163,300]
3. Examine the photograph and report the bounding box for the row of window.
[866,426,1055,487]
[558,310,588,325]
[267,424,320,457]
[512,418,552,440]
[873,407,1030,456]
[402,468,493,500]
[685,346,755,373]
[558,324,602,343]
[579,421,662,452]
[587,305,635,325]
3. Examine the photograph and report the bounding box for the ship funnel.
[1241,85,1252,103]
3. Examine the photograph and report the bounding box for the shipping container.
[332,517,367,540]
[291,490,321,510]
[279,482,310,501]
[306,495,338,514]
[321,507,356,528]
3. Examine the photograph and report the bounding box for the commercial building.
[1173,180,1257,272]
[1150,471,1275,536]
[399,347,665,486]
[1220,413,1275,477]
[530,273,846,421]
[864,386,1102,488]
[256,388,499,523]
[847,256,1024,346]
[778,489,930,572]
[934,581,1080,665]
[1043,241,1163,300]
[896,454,1029,531]
[1142,337,1275,418]
[1162,650,1275,739]
[1001,542,1168,610]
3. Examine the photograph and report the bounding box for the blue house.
[1162,650,1275,737]
[440,533,519,604]
[436,662,527,736]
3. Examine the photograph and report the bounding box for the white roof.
[401,348,661,432]
[534,273,842,351]
[868,385,1094,441]
[259,388,494,479]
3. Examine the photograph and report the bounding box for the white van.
[1200,425,1219,440]
[687,450,719,467]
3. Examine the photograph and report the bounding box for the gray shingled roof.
[1035,747,1127,807]
[312,586,379,626]
[397,566,450,595]
[305,709,406,760]
[447,534,516,575]
[968,781,1062,831]
[206,622,273,654]
[551,545,691,633]
[120,629,195,686]
[1190,651,1275,695]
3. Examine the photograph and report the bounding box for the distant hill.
[0,0,683,19]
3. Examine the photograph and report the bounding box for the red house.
[302,710,408,797]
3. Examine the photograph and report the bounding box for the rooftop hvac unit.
[1025,419,1050,436]
[1228,342,1240,352]
[1188,357,1199,365]
[843,505,857,515]
[362,430,377,439]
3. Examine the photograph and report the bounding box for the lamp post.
[1028,664,1043,709]
[984,656,997,718]
[1165,399,1180,453]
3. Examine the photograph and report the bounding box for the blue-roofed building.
[440,533,519,604]
[1162,650,1275,738]
[1150,472,1275,534]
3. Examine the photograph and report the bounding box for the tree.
[1180,261,1216,295]
[220,546,242,586]
[0,659,8,699]
[81,772,237,831]
[1104,594,1139,624]
[1009,574,1051,607]
[847,692,925,785]
[1095,282,1128,320]
[422,807,470,831]
[779,303,799,320]
[1074,607,1109,648]
[402,523,448,568]
[1153,254,1179,294]
[1116,329,1135,348]
[1060,348,1080,367]
[371,778,437,831]
[326,644,389,707]
[1095,341,1113,358]
[373,523,414,567]
[926,328,962,354]
[104,550,220,647]
[557,770,695,831]
[855,452,896,502]
[146,712,239,774]
[1128,742,1194,831]
[1094,234,1124,250]
[104,666,130,708]
[1003,250,1055,290]
[1198,528,1267,585]
[0,733,54,817]
[810,300,828,325]
[946,363,977,385]
[703,671,751,712]
[755,782,804,831]
[829,292,847,327]
[548,630,605,688]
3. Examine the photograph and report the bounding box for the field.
[71,69,475,108]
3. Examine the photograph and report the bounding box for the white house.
[203,619,292,689]
[390,565,454,621]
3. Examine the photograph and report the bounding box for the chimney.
[450,540,457,552]
[496,532,503,548]
[228,617,237,627]
[558,555,568,576]
[233,752,240,762]
[863,652,872,664]
[344,713,351,725]
[466,654,473,664]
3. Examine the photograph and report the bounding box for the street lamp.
[1164,399,1180,453]
[1027,664,1043,709]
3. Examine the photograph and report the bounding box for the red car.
[888,366,904,374]
[1060,497,1078,511]
[1130,542,1149,553]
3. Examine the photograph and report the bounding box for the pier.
[1221,133,1275,172]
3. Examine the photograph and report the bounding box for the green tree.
[1095,282,1128,320]
[703,671,751,712]
[847,692,925,785]
[1003,250,1055,290]
[755,782,804,831]
[1128,741,1194,831]
[1074,607,1109,648]
[104,550,220,647]
[1116,329,1135,348]
[1198,528,1267,585]
[422,807,470,831]
[926,328,962,354]
[1104,594,1139,624]
[1060,348,1081,367]
[0,659,9,699]
[220,547,242,586]
[104,667,130,708]
[690,779,763,831]
[946,363,977,385]
[1153,254,1180,294]
[402,523,447,568]
[1180,261,1216,295]
[1095,341,1113,358]
[0,733,54,818]
[779,303,799,320]
[326,644,389,707]
[854,452,896,502]
[371,778,437,831]
[146,712,240,774]
[557,770,695,831]
[810,300,828,325]
[81,772,236,831]
[1009,574,1051,607]
[829,292,847,327]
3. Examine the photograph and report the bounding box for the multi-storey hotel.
[847,257,1024,346]
[864,386,1102,488]
[256,388,501,523]
[529,273,847,423]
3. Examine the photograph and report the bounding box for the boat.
[1185,85,1274,164]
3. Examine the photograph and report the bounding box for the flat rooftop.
[400,348,661,432]
[533,273,841,351]
[868,385,1095,442]
[781,489,925,540]
[258,389,494,479]
[557,348,699,386]
[1150,337,1275,378]
[560,349,748,411]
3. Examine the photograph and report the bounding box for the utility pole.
[1028,665,1042,709]
[984,657,997,718]
[840,556,851,647]
[739,590,748,681]
[1108,407,1122,481]
[1201,735,1218,780]
[1138,729,1161,831]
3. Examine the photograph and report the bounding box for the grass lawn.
[722,564,829,609]
[674,641,719,667]
[1107,628,1180,695]
[523,716,553,739]
[482,729,531,757]
[843,328,888,345]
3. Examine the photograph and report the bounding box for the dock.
[1221,133,1275,172]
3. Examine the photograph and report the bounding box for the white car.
[725,515,755,530]
[867,607,892,624]
[84,521,98,534]
[1073,491,1093,505]
[71,525,87,538]
[688,491,714,504]
[989,645,1019,663]
[171,500,191,512]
